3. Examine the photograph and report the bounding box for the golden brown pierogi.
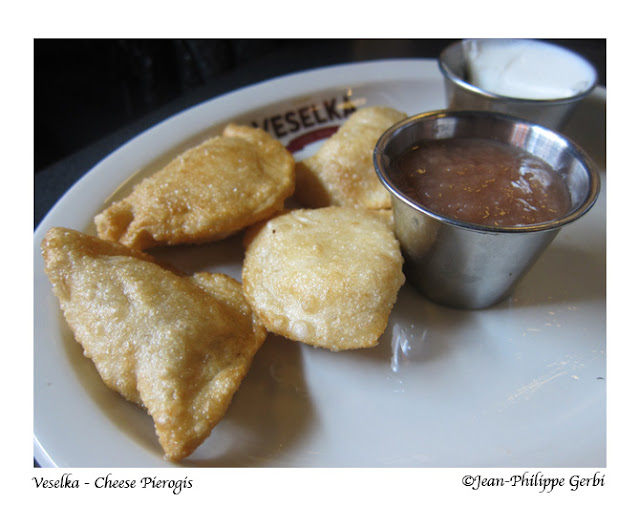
[294,106,407,209]
[242,207,405,351]
[95,124,295,250]
[41,227,267,461]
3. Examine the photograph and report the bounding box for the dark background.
[34,39,606,226]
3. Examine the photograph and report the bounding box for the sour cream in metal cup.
[373,110,600,309]
[438,39,598,130]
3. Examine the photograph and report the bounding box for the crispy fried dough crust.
[242,207,405,351]
[94,124,295,250]
[42,227,267,461]
[294,106,407,209]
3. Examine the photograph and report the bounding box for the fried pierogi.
[294,106,407,209]
[242,207,405,351]
[94,124,295,250]
[42,227,267,461]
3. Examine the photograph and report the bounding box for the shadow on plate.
[61,313,313,467]
[185,335,313,467]
[337,283,480,368]
[149,234,245,280]
[340,236,605,370]
[504,241,606,309]
[59,319,161,460]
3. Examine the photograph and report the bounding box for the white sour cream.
[463,39,596,100]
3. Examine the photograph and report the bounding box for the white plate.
[34,59,606,468]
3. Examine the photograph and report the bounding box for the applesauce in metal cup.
[373,110,600,309]
[390,138,572,228]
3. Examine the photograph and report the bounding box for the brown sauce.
[391,138,572,227]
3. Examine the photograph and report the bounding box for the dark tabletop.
[34,39,606,229]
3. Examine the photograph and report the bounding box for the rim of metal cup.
[373,110,601,234]
[438,39,598,106]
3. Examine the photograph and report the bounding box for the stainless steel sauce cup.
[373,110,600,309]
[438,39,598,131]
